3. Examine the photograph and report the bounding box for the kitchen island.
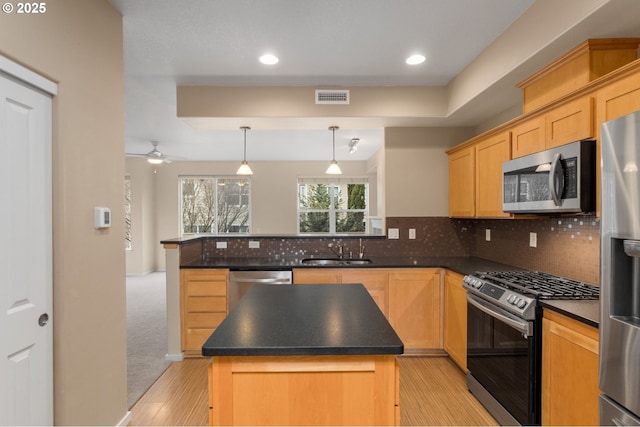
[202,283,404,426]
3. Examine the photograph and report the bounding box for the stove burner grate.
[478,271,599,300]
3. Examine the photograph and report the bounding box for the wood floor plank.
[398,356,498,426]
[128,356,498,426]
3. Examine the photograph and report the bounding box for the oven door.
[467,294,540,425]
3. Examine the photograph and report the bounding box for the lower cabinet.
[542,309,599,426]
[294,268,442,352]
[293,268,389,317]
[388,269,441,352]
[443,270,467,371]
[180,268,229,356]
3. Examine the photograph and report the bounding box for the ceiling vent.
[315,89,350,105]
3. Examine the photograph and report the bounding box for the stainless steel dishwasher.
[228,270,293,311]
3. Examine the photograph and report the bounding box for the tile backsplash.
[188,215,601,285]
[469,215,600,285]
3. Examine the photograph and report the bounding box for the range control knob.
[516,299,527,308]
[507,295,516,304]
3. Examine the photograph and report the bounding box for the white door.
[0,71,53,425]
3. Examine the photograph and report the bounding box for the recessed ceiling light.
[406,54,426,65]
[259,54,279,65]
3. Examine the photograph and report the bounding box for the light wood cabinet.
[180,268,229,356]
[545,95,594,149]
[511,116,544,158]
[448,131,510,219]
[388,269,441,352]
[596,70,640,130]
[542,309,599,426]
[293,268,388,317]
[511,97,594,158]
[443,270,466,371]
[448,145,475,218]
[517,38,640,112]
[208,355,399,426]
[294,267,443,352]
[293,269,342,285]
[342,269,389,317]
[475,131,511,218]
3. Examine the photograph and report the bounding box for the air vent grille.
[315,89,350,104]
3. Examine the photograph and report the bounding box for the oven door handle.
[467,294,533,337]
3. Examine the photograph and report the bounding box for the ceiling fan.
[126,141,176,164]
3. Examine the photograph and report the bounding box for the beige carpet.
[126,272,172,408]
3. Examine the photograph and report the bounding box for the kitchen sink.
[301,258,372,266]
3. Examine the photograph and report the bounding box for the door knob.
[38,313,49,327]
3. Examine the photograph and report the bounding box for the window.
[180,176,250,234]
[125,176,132,250]
[298,177,368,234]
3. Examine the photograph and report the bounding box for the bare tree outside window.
[125,176,132,250]
[181,177,250,234]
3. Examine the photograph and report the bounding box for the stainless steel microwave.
[502,140,596,214]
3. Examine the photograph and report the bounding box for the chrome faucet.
[358,238,366,259]
[328,243,344,259]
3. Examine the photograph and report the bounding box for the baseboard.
[116,411,132,427]
[399,348,448,356]
[165,352,184,362]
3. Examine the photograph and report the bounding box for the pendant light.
[236,126,253,175]
[326,126,342,175]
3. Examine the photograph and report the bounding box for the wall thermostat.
[94,207,111,229]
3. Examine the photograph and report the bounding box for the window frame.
[297,176,369,235]
[179,175,251,236]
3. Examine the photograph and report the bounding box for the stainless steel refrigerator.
[600,109,640,426]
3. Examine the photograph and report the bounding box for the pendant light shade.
[237,126,253,175]
[326,126,342,175]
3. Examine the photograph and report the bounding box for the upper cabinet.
[596,69,640,126]
[545,95,594,149]
[517,39,640,113]
[511,116,544,158]
[475,132,511,218]
[447,131,511,219]
[448,145,475,218]
[448,38,640,219]
[512,96,594,158]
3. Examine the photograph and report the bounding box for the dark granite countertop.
[183,255,599,329]
[540,299,599,328]
[181,255,522,276]
[201,283,404,357]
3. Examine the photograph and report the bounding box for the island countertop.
[201,283,404,357]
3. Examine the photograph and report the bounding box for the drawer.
[183,269,229,281]
[186,281,227,297]
[186,295,227,313]
[184,327,215,350]
[186,312,227,328]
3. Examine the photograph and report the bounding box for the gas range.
[463,270,599,320]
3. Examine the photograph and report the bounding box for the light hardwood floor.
[128,356,498,426]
